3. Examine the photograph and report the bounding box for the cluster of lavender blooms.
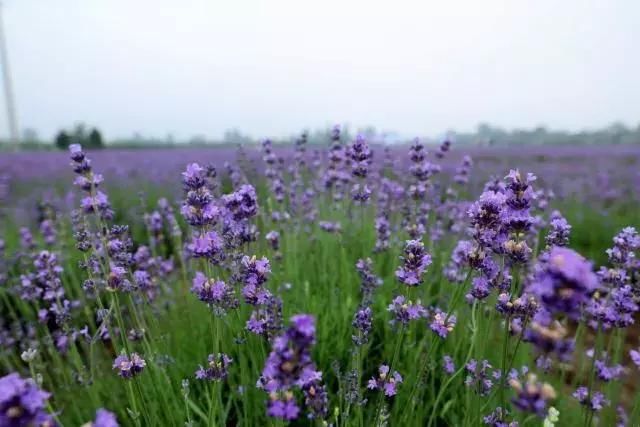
[465,359,501,396]
[483,407,518,427]
[88,408,119,427]
[323,125,350,202]
[287,132,309,219]
[573,386,608,412]
[367,365,403,396]
[319,221,341,234]
[395,240,432,286]
[509,374,556,417]
[113,352,146,378]
[258,315,328,420]
[0,373,56,426]
[526,247,598,320]
[355,258,382,304]
[454,155,473,185]
[403,138,440,239]
[350,258,382,346]
[190,271,238,310]
[238,255,271,305]
[195,353,233,381]
[374,177,404,252]
[587,227,640,329]
[70,144,113,220]
[347,134,373,203]
[545,211,571,248]
[181,163,223,260]
[246,295,283,340]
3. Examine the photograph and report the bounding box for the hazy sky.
[2,0,640,140]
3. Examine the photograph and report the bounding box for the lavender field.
[0,135,639,426]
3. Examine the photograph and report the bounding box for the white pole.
[0,2,19,145]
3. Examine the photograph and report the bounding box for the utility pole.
[0,2,19,145]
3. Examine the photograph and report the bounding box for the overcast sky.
[2,0,640,140]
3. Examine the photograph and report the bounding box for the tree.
[87,128,104,148]
[223,128,251,144]
[55,130,71,150]
[72,123,87,144]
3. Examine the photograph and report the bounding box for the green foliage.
[55,130,71,150]
[54,123,104,150]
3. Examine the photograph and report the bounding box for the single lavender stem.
[427,300,478,427]
[583,324,604,427]
[498,314,511,412]
[373,326,405,425]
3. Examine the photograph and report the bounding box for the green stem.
[373,326,405,426]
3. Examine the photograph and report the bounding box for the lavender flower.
[374,215,391,252]
[259,315,326,420]
[39,219,57,247]
[630,348,640,367]
[468,191,506,247]
[436,139,451,159]
[191,272,238,309]
[483,407,518,427]
[113,352,146,379]
[573,386,608,412]
[181,162,221,229]
[469,276,492,301]
[387,295,427,325]
[69,144,113,220]
[509,374,556,417]
[246,295,283,339]
[592,353,624,382]
[443,355,455,374]
[395,240,432,286]
[19,227,35,251]
[319,221,341,234]
[408,138,426,163]
[302,378,329,419]
[526,247,598,320]
[265,230,280,251]
[367,365,403,397]
[430,308,456,338]
[465,359,499,396]
[239,256,272,305]
[502,170,536,234]
[91,408,119,427]
[524,320,574,362]
[616,405,628,427]
[545,214,571,247]
[352,306,373,345]
[454,155,473,185]
[0,373,55,426]
[495,293,538,319]
[222,184,258,221]
[347,134,373,203]
[188,231,224,262]
[607,227,639,267]
[267,393,300,421]
[195,353,233,381]
[356,258,382,303]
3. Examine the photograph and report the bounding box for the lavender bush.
[0,136,638,426]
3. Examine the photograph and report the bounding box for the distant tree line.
[3,121,639,151]
[447,122,640,147]
[79,122,640,147]
[55,123,104,150]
